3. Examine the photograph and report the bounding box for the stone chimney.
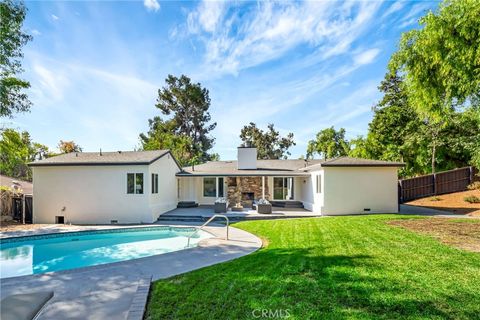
[237,144,257,170]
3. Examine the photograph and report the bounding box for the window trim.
[151,173,159,194]
[127,173,144,194]
[316,174,322,194]
[203,177,217,197]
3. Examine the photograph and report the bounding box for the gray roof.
[29,150,175,167]
[177,159,324,176]
[178,157,404,176]
[0,174,33,194]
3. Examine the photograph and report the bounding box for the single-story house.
[29,146,404,224]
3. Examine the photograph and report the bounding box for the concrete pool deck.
[0,222,262,319]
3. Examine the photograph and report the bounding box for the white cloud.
[143,0,160,12]
[353,48,381,66]
[186,1,382,77]
[382,1,405,19]
[187,1,226,33]
[51,14,59,20]
[31,29,41,36]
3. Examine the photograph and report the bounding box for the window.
[151,173,159,194]
[273,177,294,200]
[203,177,216,197]
[127,173,144,194]
[316,174,322,194]
[218,177,224,197]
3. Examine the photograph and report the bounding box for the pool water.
[0,227,212,279]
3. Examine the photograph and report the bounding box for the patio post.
[262,176,265,199]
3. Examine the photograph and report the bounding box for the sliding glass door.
[273,177,294,200]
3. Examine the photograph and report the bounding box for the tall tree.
[307,127,349,160]
[58,140,82,153]
[0,0,32,118]
[389,0,480,118]
[153,74,217,163]
[140,117,195,166]
[239,123,295,159]
[0,129,50,180]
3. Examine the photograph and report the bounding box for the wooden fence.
[398,166,478,203]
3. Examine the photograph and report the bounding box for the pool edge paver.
[0,223,262,319]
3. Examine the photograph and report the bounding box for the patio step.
[157,215,205,222]
[270,201,304,208]
[177,201,199,208]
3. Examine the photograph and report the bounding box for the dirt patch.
[406,190,480,216]
[389,218,480,252]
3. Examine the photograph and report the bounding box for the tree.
[140,117,195,166]
[307,127,349,160]
[0,0,32,118]
[389,0,480,118]
[58,140,82,153]
[153,74,217,163]
[239,122,295,159]
[0,128,50,181]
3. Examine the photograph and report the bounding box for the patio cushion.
[1,291,54,320]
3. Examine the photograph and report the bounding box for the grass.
[464,195,480,204]
[145,216,480,319]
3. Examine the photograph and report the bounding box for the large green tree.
[140,117,195,166]
[389,0,480,118]
[0,0,32,118]
[0,129,50,181]
[307,127,349,160]
[349,72,480,177]
[143,75,217,165]
[239,123,295,159]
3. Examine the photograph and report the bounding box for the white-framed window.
[151,173,158,194]
[127,173,144,194]
[203,177,216,197]
[203,177,225,198]
[316,174,322,194]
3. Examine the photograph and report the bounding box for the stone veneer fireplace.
[227,177,270,208]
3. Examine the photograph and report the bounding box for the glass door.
[273,177,294,200]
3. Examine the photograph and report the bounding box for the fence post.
[433,173,437,195]
[22,194,26,224]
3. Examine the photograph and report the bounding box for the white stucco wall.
[33,155,179,224]
[148,153,181,218]
[321,167,399,215]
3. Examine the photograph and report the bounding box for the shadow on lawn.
[148,246,476,319]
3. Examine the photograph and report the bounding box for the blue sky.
[6,0,439,160]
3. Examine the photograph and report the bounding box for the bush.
[467,181,480,190]
[430,196,442,201]
[464,195,480,204]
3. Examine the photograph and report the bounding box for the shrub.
[430,196,442,201]
[467,181,480,190]
[464,195,480,204]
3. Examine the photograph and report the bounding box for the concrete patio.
[159,205,322,221]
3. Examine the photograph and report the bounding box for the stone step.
[177,201,199,208]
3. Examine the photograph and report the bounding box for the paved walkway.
[0,222,262,319]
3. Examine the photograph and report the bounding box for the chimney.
[237,144,257,170]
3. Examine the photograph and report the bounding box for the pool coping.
[0,222,262,319]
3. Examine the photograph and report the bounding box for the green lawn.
[146,216,480,319]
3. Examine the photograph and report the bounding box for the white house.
[30,150,180,224]
[177,146,403,215]
[30,147,403,224]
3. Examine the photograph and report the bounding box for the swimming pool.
[0,226,212,279]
